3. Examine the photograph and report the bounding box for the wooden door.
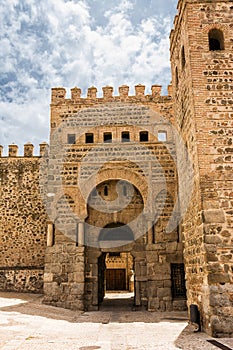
[106,269,126,290]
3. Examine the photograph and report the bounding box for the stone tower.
[43,85,187,314]
[170,0,233,337]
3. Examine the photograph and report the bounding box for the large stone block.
[203,209,225,224]
[43,282,60,296]
[210,315,233,337]
[204,235,222,244]
[152,274,171,281]
[70,283,84,295]
[166,242,178,252]
[209,293,230,307]
[73,262,85,273]
[43,273,53,283]
[148,297,160,311]
[53,274,68,284]
[70,300,84,311]
[157,287,171,299]
[166,253,183,263]
[208,273,230,285]
[206,252,218,262]
[148,281,158,298]
[52,244,63,254]
[146,252,159,263]
[164,280,172,288]
[208,263,222,273]
[65,243,77,253]
[148,243,166,251]
[73,272,85,283]
[50,264,62,274]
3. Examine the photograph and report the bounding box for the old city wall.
[0,143,48,293]
[171,0,233,337]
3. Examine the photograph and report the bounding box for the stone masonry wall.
[43,92,186,312]
[170,0,233,337]
[170,0,206,327]
[0,145,47,292]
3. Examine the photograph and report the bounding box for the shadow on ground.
[1,292,233,350]
[175,325,233,350]
[0,291,188,325]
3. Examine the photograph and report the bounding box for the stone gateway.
[0,0,232,338]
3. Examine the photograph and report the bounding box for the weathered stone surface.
[210,293,231,308]
[208,273,230,285]
[210,315,233,337]
[204,235,222,245]
[170,0,233,337]
[203,209,225,224]
[0,158,47,293]
[157,287,171,299]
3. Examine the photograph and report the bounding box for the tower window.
[175,67,179,87]
[85,133,94,143]
[181,46,186,69]
[104,132,112,143]
[104,185,108,196]
[209,28,224,51]
[139,131,149,142]
[67,134,76,144]
[121,131,130,142]
[171,263,186,299]
[158,131,167,142]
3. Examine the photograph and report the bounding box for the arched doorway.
[85,179,144,311]
[98,252,135,310]
[97,223,135,307]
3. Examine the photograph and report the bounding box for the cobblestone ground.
[0,292,232,350]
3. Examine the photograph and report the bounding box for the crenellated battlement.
[51,84,172,105]
[0,142,48,158]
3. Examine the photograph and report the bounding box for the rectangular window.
[171,263,186,299]
[140,131,149,142]
[104,132,112,143]
[85,133,94,143]
[122,131,130,142]
[67,134,76,144]
[104,185,108,196]
[158,131,167,142]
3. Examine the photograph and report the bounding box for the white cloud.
[0,0,177,151]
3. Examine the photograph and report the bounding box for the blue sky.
[0,0,177,154]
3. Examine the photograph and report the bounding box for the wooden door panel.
[106,269,126,290]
